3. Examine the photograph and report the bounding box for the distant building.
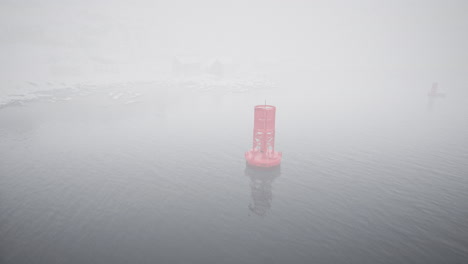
[205,57,239,78]
[172,56,203,76]
[206,59,224,77]
[172,56,239,78]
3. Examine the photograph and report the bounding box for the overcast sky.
[1,0,467,83]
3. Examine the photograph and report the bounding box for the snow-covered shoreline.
[0,74,276,109]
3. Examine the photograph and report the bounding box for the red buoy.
[245,105,282,167]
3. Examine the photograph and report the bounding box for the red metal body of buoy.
[245,105,282,168]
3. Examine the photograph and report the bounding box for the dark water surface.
[1,80,468,263]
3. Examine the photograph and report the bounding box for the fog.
[2,0,468,84]
[1,1,468,263]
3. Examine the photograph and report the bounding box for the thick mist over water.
[1,1,468,263]
[1,0,468,87]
